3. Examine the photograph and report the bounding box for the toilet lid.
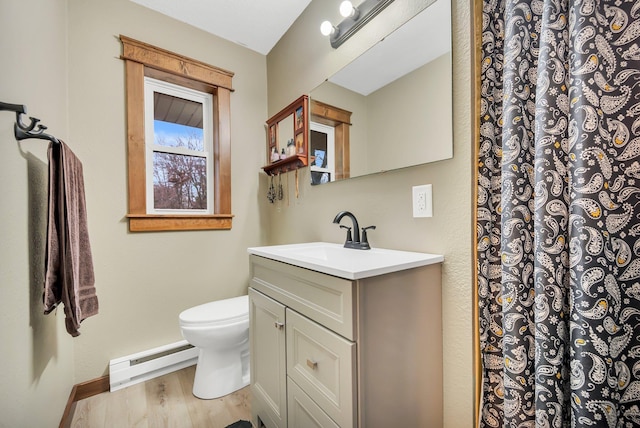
[179,295,248,326]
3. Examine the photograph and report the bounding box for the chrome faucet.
[333,211,375,250]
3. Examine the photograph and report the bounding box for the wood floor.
[70,366,251,428]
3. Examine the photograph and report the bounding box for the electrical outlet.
[412,184,432,218]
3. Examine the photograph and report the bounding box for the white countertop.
[247,242,444,280]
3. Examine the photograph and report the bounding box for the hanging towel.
[43,140,98,337]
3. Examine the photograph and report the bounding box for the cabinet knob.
[306,359,318,370]
[274,321,284,329]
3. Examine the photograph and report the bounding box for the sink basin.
[247,242,444,280]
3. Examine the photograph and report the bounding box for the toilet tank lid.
[179,295,248,324]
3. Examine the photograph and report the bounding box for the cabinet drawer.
[286,309,356,428]
[250,255,356,340]
[288,378,340,428]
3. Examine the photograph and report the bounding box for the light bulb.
[340,1,358,18]
[320,20,335,36]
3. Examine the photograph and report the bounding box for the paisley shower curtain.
[477,0,640,426]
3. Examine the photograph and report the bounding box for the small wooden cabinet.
[248,254,443,428]
[263,95,309,176]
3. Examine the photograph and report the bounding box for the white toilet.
[178,295,250,399]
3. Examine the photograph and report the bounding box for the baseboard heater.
[109,340,198,392]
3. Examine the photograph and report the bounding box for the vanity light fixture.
[320,0,395,49]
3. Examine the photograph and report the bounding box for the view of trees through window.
[152,120,207,210]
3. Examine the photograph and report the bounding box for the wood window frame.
[310,100,352,180]
[120,35,234,231]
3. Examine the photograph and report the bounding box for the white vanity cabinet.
[248,251,443,428]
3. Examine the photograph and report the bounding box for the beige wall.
[66,0,267,379]
[266,1,473,427]
[1,0,267,425]
[0,1,75,426]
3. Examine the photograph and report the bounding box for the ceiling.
[129,0,312,55]
[130,0,451,95]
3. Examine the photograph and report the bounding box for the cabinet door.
[250,288,287,428]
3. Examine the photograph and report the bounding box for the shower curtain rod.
[0,101,60,145]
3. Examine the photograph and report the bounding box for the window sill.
[127,214,233,232]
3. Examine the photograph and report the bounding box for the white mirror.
[310,0,452,184]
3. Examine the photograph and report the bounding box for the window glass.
[144,77,213,214]
[153,120,203,149]
[152,152,207,210]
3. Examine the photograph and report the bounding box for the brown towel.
[43,140,98,336]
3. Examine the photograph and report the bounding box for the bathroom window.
[120,36,233,232]
[144,78,213,214]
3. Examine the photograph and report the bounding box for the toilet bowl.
[179,295,250,399]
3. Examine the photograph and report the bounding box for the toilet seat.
[179,295,248,327]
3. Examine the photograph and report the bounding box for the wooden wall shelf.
[263,154,307,176]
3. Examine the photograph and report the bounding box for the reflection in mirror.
[309,100,352,183]
[277,114,294,158]
[310,122,335,184]
[310,0,452,184]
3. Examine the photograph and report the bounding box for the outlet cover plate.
[412,184,432,218]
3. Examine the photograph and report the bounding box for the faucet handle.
[360,225,376,249]
[340,225,353,243]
